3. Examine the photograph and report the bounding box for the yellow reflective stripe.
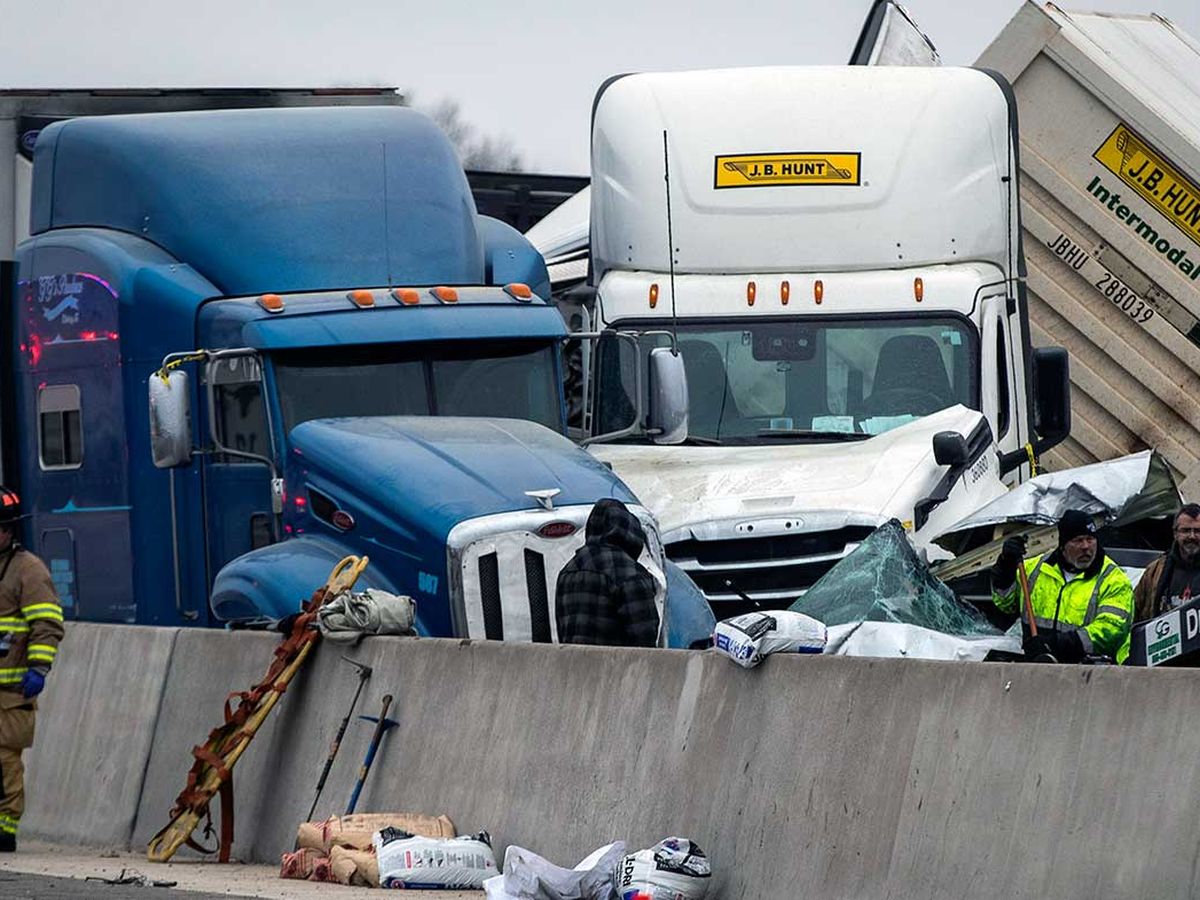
[27,643,57,657]
[0,667,26,683]
[0,818,18,834]
[21,602,63,621]
[21,602,60,613]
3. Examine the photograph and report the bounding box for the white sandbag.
[483,841,624,900]
[616,838,711,900]
[713,611,826,668]
[374,828,497,890]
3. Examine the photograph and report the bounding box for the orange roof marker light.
[392,288,421,306]
[258,293,285,314]
[649,283,659,309]
[504,282,533,302]
[780,280,790,305]
[431,286,459,303]
[347,289,375,308]
[814,280,824,305]
[914,277,924,302]
[747,281,757,307]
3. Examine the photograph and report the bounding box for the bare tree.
[419,96,525,172]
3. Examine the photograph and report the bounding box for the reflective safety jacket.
[0,546,64,695]
[993,552,1133,659]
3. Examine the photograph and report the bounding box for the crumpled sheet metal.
[789,519,1000,637]
[934,450,1180,543]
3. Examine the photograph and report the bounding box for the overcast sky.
[1,0,1197,174]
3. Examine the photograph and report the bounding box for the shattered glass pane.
[789,520,1000,636]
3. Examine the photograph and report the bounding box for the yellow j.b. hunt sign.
[715,152,861,188]
[1094,124,1200,249]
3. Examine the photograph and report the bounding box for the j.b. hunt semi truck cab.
[13,105,679,636]
[581,66,1072,615]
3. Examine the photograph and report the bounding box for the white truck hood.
[591,405,1005,541]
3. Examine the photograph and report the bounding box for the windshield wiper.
[679,435,724,446]
[755,429,870,442]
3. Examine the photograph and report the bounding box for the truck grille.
[448,505,664,642]
[668,526,875,618]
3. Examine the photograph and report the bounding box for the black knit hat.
[1058,509,1096,546]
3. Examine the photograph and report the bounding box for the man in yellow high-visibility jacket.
[992,509,1134,662]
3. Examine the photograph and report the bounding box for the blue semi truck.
[9,104,693,640]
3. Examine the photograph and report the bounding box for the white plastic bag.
[483,841,625,900]
[616,838,711,900]
[713,611,826,668]
[374,828,497,890]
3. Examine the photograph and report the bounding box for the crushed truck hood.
[591,406,987,537]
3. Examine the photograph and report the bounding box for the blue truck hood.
[289,416,636,541]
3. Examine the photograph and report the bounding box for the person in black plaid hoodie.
[555,498,660,646]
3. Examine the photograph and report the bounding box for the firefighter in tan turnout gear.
[0,486,63,851]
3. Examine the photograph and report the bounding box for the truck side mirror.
[647,347,689,445]
[932,431,969,467]
[1031,346,1071,451]
[148,370,193,468]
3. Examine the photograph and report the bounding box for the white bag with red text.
[616,838,711,900]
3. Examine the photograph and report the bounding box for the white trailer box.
[980,4,1200,493]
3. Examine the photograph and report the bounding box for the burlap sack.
[279,847,323,880]
[330,845,380,887]
[296,812,456,853]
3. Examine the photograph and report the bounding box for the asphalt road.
[0,870,263,899]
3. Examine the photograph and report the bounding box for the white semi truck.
[574,65,1072,614]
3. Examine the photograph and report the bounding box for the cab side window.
[211,357,270,463]
[39,384,83,469]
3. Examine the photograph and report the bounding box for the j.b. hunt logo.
[715,151,860,188]
[1093,123,1200,254]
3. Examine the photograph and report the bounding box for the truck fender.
[210,536,404,622]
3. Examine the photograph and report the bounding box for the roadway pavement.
[0,842,481,898]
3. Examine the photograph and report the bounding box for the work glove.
[991,535,1027,588]
[1054,630,1086,664]
[1022,633,1059,661]
[20,666,47,699]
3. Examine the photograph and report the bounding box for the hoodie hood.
[586,498,647,557]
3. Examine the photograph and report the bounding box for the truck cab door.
[981,295,1023,484]
[201,354,277,596]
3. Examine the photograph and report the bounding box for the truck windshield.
[595,317,977,443]
[273,341,563,433]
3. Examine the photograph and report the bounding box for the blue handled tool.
[345,694,398,815]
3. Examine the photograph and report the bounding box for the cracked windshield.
[595,317,976,443]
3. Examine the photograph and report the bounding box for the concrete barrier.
[31,629,1200,898]
[23,623,177,848]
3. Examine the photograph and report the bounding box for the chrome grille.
[668,525,875,617]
